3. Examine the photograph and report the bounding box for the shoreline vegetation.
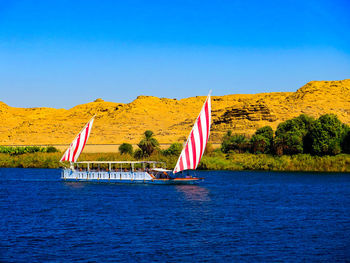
[2,113,350,172]
[1,152,350,172]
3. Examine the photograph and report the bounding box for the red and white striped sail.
[173,93,211,173]
[60,116,95,163]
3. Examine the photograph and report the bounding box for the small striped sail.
[60,116,95,163]
[173,93,211,173]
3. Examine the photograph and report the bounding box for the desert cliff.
[1,79,350,145]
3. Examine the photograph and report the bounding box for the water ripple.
[0,168,350,262]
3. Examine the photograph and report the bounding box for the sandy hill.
[1,79,350,145]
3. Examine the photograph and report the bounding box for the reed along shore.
[1,152,350,172]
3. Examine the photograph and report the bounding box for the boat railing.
[69,160,166,173]
[63,168,155,181]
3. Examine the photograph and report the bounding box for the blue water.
[1,169,350,262]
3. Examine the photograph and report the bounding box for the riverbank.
[200,153,350,172]
[1,152,350,172]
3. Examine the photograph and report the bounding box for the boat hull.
[61,169,201,185]
[62,178,200,185]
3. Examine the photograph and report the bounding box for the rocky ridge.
[1,79,350,145]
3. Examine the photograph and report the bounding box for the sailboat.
[61,92,211,184]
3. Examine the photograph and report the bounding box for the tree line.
[221,113,350,156]
[118,130,183,158]
[119,113,350,159]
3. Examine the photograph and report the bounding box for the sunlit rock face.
[1,79,350,145]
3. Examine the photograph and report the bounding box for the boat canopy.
[75,161,165,165]
[71,160,166,172]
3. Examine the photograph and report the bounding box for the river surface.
[1,168,349,262]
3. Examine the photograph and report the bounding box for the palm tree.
[137,130,159,156]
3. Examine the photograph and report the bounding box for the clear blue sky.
[0,0,349,108]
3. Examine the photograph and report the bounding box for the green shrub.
[134,149,144,159]
[250,126,273,154]
[273,114,315,155]
[119,143,133,155]
[341,125,350,153]
[45,146,59,153]
[221,132,250,153]
[162,142,182,156]
[309,114,346,156]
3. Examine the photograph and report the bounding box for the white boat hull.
[61,169,200,185]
